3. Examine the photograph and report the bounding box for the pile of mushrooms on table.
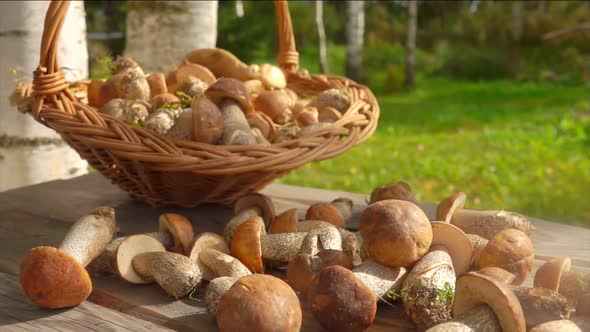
[18,181,589,332]
[80,47,351,145]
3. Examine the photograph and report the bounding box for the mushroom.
[477,266,573,329]
[286,250,353,297]
[436,192,534,239]
[19,207,116,308]
[401,222,473,329]
[205,78,257,145]
[252,90,293,124]
[293,107,319,127]
[353,259,408,302]
[132,251,202,298]
[146,72,167,97]
[305,197,353,228]
[166,60,215,95]
[205,276,238,316]
[243,79,265,97]
[88,213,194,274]
[425,272,526,332]
[99,98,150,125]
[98,56,150,106]
[151,93,181,109]
[530,320,583,332]
[188,232,230,281]
[231,216,342,273]
[297,220,363,266]
[273,122,300,143]
[184,48,286,89]
[216,274,302,332]
[478,228,534,285]
[534,256,589,307]
[87,78,106,108]
[370,181,418,205]
[165,108,194,141]
[269,208,299,234]
[143,106,182,135]
[246,111,277,142]
[191,96,224,144]
[318,106,343,123]
[308,265,377,332]
[360,199,433,268]
[198,248,252,279]
[307,88,351,113]
[466,233,488,268]
[223,193,275,243]
[87,234,166,284]
[577,293,590,316]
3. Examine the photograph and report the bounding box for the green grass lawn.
[279,78,590,227]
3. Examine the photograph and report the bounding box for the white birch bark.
[0,1,88,192]
[345,0,365,81]
[125,1,218,73]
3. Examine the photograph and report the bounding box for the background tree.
[404,0,418,88]
[316,0,329,74]
[0,1,89,191]
[125,0,218,73]
[345,0,365,81]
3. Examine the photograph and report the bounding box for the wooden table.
[0,174,588,331]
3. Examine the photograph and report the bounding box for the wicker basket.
[26,0,379,207]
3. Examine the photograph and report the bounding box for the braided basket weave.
[26,0,379,207]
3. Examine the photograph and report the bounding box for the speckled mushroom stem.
[352,259,407,301]
[467,234,488,268]
[224,207,262,242]
[221,100,257,145]
[451,210,534,240]
[260,232,306,261]
[508,286,572,329]
[205,276,239,316]
[426,305,501,332]
[132,251,202,299]
[402,246,456,330]
[58,206,117,267]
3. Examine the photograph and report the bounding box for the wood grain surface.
[0,173,588,331]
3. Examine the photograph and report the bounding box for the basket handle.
[32,1,300,118]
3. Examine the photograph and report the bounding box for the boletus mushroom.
[188,232,231,281]
[286,250,353,297]
[534,256,589,307]
[425,272,526,332]
[401,222,473,329]
[370,181,418,205]
[20,207,117,308]
[205,78,257,145]
[305,197,353,228]
[252,90,293,124]
[223,192,275,243]
[308,265,377,332]
[98,56,150,106]
[360,199,433,268]
[436,192,534,239]
[191,95,224,144]
[216,274,302,332]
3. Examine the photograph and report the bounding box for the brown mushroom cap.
[151,93,180,109]
[370,181,417,205]
[306,202,345,228]
[436,192,467,223]
[431,222,473,276]
[246,111,277,141]
[233,193,275,229]
[270,208,299,234]
[87,78,106,107]
[217,274,302,332]
[252,90,292,123]
[577,294,590,316]
[205,78,252,112]
[294,107,319,127]
[534,256,572,292]
[478,229,534,285]
[318,106,342,123]
[453,272,526,332]
[191,96,224,144]
[167,60,216,87]
[159,213,194,255]
[360,200,433,268]
[476,267,517,285]
[231,216,264,273]
[20,246,92,309]
[146,72,167,97]
[308,265,377,332]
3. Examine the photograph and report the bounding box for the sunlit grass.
[279,78,590,226]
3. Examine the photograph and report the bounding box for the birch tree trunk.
[125,1,218,73]
[0,1,88,192]
[345,0,365,81]
[404,0,418,89]
[316,0,329,74]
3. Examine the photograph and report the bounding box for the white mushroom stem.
[352,259,407,301]
[426,305,501,332]
[451,210,534,240]
[58,206,117,267]
[530,320,583,332]
[132,252,202,299]
[221,99,256,145]
[205,276,238,316]
[298,220,361,265]
[467,234,488,268]
[402,245,456,330]
[224,207,262,243]
[260,232,307,261]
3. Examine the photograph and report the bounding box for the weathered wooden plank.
[0,173,588,332]
[0,272,172,332]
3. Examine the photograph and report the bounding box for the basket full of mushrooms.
[13,0,379,207]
